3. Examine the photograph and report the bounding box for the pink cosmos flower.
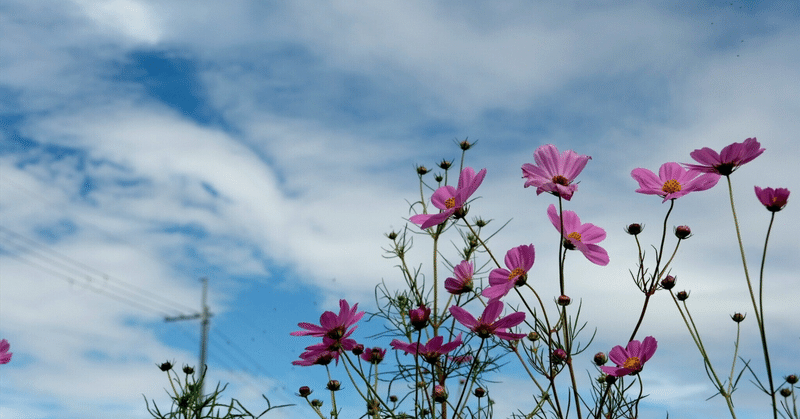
[445,260,474,295]
[631,162,720,202]
[292,344,339,367]
[547,205,609,266]
[390,334,463,364]
[685,137,765,176]
[600,336,658,377]
[410,167,487,229]
[409,305,431,330]
[521,144,591,201]
[291,299,365,342]
[0,339,11,364]
[482,244,536,299]
[360,347,387,364]
[449,298,526,340]
[755,186,790,212]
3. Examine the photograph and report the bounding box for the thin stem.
[452,339,486,418]
[759,212,778,419]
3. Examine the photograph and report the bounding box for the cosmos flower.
[521,144,591,201]
[410,167,487,229]
[409,305,431,330]
[685,137,765,176]
[0,339,11,364]
[292,346,338,367]
[360,347,387,364]
[291,299,365,342]
[445,260,474,295]
[600,336,658,377]
[449,298,526,340]
[754,186,790,212]
[631,162,720,202]
[547,205,609,266]
[482,244,536,299]
[390,334,463,364]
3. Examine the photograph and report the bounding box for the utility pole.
[165,277,213,396]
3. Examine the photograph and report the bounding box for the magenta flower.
[390,334,463,364]
[631,162,720,202]
[547,205,609,266]
[0,339,11,364]
[755,186,790,212]
[449,299,526,340]
[482,244,536,299]
[409,305,431,330]
[685,137,765,176]
[445,260,474,295]
[360,347,387,364]
[410,167,487,229]
[292,346,338,367]
[600,336,658,377]
[291,299,365,342]
[521,144,591,201]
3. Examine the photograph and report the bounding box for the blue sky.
[1,1,799,418]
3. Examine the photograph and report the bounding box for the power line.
[0,226,197,314]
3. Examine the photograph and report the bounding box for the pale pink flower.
[631,162,720,202]
[449,299,526,340]
[482,244,535,299]
[600,336,658,377]
[521,144,591,201]
[291,299,364,342]
[410,167,487,229]
[547,205,609,266]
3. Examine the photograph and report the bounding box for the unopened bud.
[660,275,676,290]
[182,365,194,375]
[786,374,799,384]
[326,380,341,391]
[593,352,608,366]
[416,165,430,175]
[298,386,312,397]
[389,395,398,403]
[731,313,746,323]
[409,305,431,330]
[557,295,571,306]
[780,388,793,397]
[459,139,473,150]
[432,385,448,403]
[474,387,486,398]
[474,218,488,228]
[676,290,690,301]
[158,361,173,372]
[438,159,453,170]
[527,332,539,342]
[604,375,617,385]
[386,231,398,241]
[552,348,567,363]
[675,225,692,239]
[434,174,444,183]
[311,399,323,407]
[625,223,643,235]
[352,344,364,356]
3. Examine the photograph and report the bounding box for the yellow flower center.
[567,232,581,242]
[508,267,525,281]
[445,197,456,209]
[552,175,570,186]
[662,179,682,194]
[623,356,641,371]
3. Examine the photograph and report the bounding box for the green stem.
[759,212,778,419]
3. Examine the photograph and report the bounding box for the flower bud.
[326,380,341,391]
[311,399,323,407]
[625,223,643,235]
[593,352,608,366]
[438,159,453,170]
[298,386,312,397]
[474,387,486,398]
[676,290,690,301]
[474,218,488,228]
[182,365,194,375]
[459,139,473,150]
[660,275,676,290]
[552,348,567,363]
[432,385,448,403]
[434,174,444,183]
[527,332,539,342]
[352,344,365,356]
[158,361,173,372]
[389,395,398,403]
[786,374,799,384]
[675,225,692,239]
[416,165,430,175]
[557,295,571,306]
[604,375,617,385]
[780,388,793,397]
[386,231,398,241]
[409,305,431,330]
[731,313,746,323]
